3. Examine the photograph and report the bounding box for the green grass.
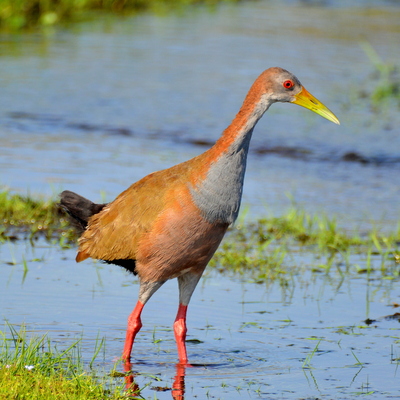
[0,189,75,243]
[0,0,239,30]
[0,324,137,400]
[302,338,322,369]
[210,208,400,283]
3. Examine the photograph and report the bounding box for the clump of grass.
[253,208,365,251]
[0,324,132,400]
[210,208,400,283]
[0,188,75,243]
[0,0,239,30]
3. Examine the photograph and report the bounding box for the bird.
[60,67,339,365]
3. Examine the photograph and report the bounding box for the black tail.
[59,190,107,233]
[59,190,137,274]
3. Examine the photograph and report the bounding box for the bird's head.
[261,67,340,125]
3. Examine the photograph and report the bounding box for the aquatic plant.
[302,338,322,369]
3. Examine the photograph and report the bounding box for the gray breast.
[189,134,252,225]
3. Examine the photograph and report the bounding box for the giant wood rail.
[60,67,339,364]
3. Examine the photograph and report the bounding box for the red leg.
[122,301,144,360]
[173,304,188,364]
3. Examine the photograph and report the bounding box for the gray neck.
[190,94,273,224]
[190,130,253,224]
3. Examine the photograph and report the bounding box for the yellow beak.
[292,87,340,125]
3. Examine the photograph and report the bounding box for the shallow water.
[1,0,400,398]
[1,239,399,399]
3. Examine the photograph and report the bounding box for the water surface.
[1,1,400,399]
[1,239,399,399]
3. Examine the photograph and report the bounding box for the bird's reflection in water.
[123,360,186,399]
[171,364,186,400]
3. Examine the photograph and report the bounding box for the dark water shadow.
[5,111,400,167]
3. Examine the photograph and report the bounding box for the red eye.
[283,80,294,89]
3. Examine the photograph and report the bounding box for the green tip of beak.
[292,87,340,125]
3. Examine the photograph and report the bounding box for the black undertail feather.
[103,259,137,275]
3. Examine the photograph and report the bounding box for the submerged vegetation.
[1,188,399,285]
[0,0,237,30]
